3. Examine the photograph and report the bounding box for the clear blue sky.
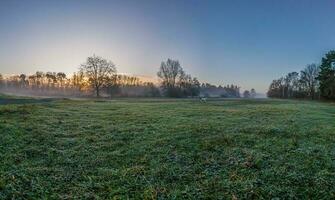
[1,0,335,92]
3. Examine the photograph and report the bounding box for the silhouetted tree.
[80,55,116,97]
[46,72,57,89]
[19,74,27,88]
[57,72,66,88]
[106,74,120,97]
[157,58,185,97]
[35,71,44,89]
[71,71,86,92]
[300,64,319,99]
[28,75,36,89]
[318,50,335,100]
[286,72,299,98]
[190,77,201,97]
[267,78,285,98]
[157,59,202,97]
[284,72,299,98]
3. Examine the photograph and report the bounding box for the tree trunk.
[96,87,100,97]
[311,87,315,100]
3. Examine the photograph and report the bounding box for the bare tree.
[300,64,319,99]
[157,59,184,87]
[157,58,185,97]
[285,72,299,98]
[80,55,116,97]
[35,71,44,89]
[267,78,285,98]
[71,71,86,92]
[57,72,66,88]
[46,72,57,89]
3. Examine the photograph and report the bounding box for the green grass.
[0,96,334,199]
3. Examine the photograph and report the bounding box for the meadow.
[0,94,334,199]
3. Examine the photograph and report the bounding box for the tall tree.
[106,74,120,98]
[190,77,201,97]
[300,64,319,99]
[19,74,27,88]
[80,55,116,97]
[157,58,185,97]
[71,71,85,92]
[267,78,285,98]
[28,75,36,89]
[285,72,299,98]
[35,71,44,88]
[57,72,66,88]
[46,72,57,88]
[318,50,335,99]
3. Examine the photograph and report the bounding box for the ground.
[0,94,334,199]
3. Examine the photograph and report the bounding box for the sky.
[1,0,335,93]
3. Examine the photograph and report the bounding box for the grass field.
[0,94,334,199]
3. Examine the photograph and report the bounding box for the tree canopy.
[157,59,200,97]
[80,55,116,97]
[318,50,335,100]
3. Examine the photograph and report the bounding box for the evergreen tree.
[318,50,335,99]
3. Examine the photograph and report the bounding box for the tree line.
[0,55,242,98]
[267,50,335,100]
[200,83,242,98]
[156,58,242,98]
